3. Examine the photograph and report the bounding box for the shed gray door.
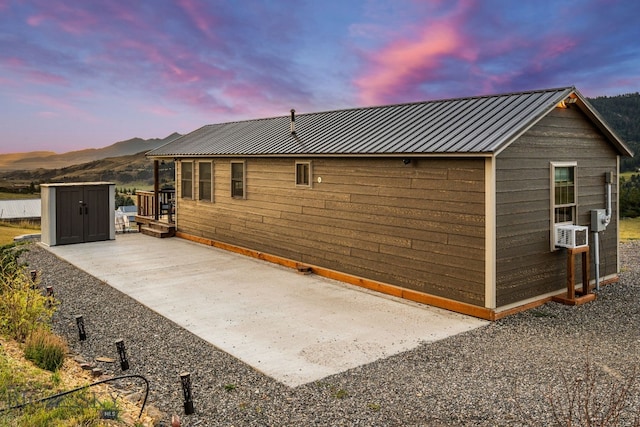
[56,185,110,245]
[84,185,110,242]
[56,186,84,245]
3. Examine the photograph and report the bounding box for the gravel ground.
[21,241,640,426]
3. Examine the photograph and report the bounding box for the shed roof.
[0,199,41,220]
[147,86,632,158]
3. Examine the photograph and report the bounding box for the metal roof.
[147,86,632,158]
[0,199,41,220]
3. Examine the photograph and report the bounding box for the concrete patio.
[45,233,487,387]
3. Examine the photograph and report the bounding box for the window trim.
[550,161,578,250]
[295,161,312,187]
[230,160,246,199]
[198,161,213,202]
[180,161,193,200]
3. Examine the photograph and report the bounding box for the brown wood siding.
[495,107,619,306]
[176,157,486,305]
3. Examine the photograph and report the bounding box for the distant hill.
[587,92,640,171]
[0,132,182,171]
[0,151,175,191]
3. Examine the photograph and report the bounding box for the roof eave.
[146,152,494,159]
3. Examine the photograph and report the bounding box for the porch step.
[135,215,176,239]
[140,225,175,238]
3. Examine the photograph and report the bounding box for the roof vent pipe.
[290,109,296,135]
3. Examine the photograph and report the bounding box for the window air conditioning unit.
[554,225,588,249]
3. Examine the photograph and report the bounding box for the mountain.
[0,132,181,171]
[0,151,175,190]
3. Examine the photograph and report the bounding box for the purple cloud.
[350,0,640,104]
[0,0,638,153]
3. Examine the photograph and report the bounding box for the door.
[84,185,110,242]
[56,185,110,245]
[56,186,85,245]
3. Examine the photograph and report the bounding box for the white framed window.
[231,161,246,199]
[181,161,193,199]
[295,161,312,187]
[198,161,213,202]
[550,161,577,248]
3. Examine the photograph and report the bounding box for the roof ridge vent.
[290,109,296,135]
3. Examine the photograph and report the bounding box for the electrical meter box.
[591,209,608,232]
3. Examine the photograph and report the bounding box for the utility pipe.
[594,178,613,292]
[593,231,600,291]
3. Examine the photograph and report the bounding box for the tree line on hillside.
[620,174,640,218]
[588,92,640,172]
[588,93,640,218]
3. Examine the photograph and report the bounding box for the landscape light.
[180,372,195,415]
[75,315,87,341]
[115,339,129,371]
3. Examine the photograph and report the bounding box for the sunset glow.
[0,0,638,153]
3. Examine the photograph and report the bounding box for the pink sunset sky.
[1,0,639,154]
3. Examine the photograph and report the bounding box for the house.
[0,199,41,223]
[145,87,632,320]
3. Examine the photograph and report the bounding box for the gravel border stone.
[21,241,640,426]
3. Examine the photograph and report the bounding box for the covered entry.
[41,182,115,246]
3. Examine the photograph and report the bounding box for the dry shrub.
[518,359,640,426]
[24,327,68,372]
[0,243,56,341]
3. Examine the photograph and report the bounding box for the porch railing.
[136,189,175,222]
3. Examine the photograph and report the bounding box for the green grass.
[620,217,640,241]
[0,222,40,246]
[0,192,39,200]
[0,337,108,426]
[620,171,638,181]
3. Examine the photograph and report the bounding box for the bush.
[24,328,67,372]
[0,243,29,284]
[0,243,56,341]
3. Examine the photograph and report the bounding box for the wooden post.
[154,160,159,221]
[553,246,595,305]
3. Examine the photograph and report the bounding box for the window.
[181,161,193,199]
[231,161,245,199]
[295,161,311,186]
[551,162,577,250]
[552,163,576,224]
[198,162,213,202]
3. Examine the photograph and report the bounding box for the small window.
[199,162,213,202]
[231,161,245,199]
[295,161,311,187]
[181,161,193,199]
[550,162,577,250]
[552,164,576,224]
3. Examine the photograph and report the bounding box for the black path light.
[45,286,54,308]
[180,372,195,415]
[115,339,129,371]
[75,315,86,341]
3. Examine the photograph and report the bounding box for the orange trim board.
[175,232,615,321]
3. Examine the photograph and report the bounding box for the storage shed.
[146,87,632,319]
[41,182,115,246]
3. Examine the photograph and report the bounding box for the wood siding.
[495,107,619,306]
[176,157,486,305]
